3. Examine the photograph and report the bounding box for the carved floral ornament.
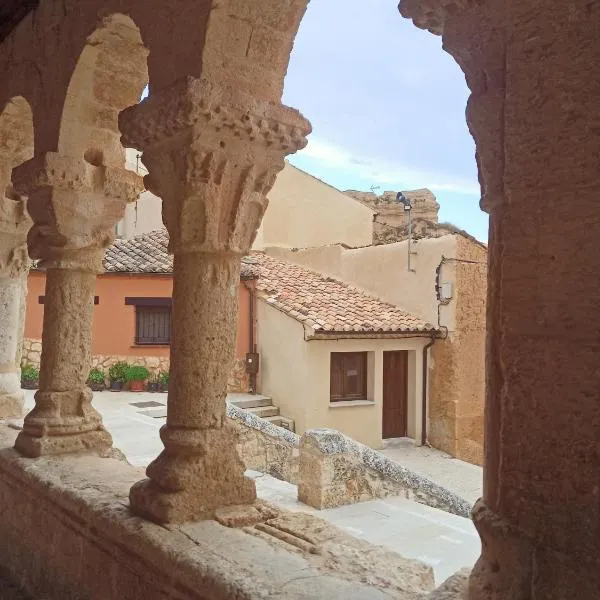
[9,152,143,270]
[119,77,311,255]
[119,77,311,156]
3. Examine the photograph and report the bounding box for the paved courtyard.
[19,390,480,584]
[381,438,483,505]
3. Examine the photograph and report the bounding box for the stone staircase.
[228,393,295,431]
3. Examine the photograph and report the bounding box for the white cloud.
[298,137,480,196]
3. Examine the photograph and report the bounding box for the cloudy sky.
[282,0,488,242]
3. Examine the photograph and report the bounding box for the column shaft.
[0,274,27,416]
[15,268,111,456]
[129,252,255,523]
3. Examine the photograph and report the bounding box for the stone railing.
[298,429,472,518]
[227,402,300,483]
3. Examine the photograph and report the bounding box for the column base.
[0,391,24,419]
[14,426,113,458]
[468,500,600,600]
[129,474,257,524]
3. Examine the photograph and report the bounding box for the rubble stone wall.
[22,338,249,393]
[228,403,300,483]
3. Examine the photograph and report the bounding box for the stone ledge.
[0,425,434,599]
[227,401,300,447]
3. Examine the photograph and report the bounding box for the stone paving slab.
[380,439,482,505]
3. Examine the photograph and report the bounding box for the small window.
[330,352,368,402]
[135,306,171,345]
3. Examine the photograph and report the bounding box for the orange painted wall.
[25,271,250,359]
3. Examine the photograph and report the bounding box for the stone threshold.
[0,425,435,600]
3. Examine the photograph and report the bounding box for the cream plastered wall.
[266,235,459,330]
[253,162,374,250]
[257,300,429,449]
[116,148,163,239]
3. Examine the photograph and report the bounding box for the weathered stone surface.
[121,78,310,523]
[16,269,113,457]
[426,569,469,599]
[0,424,434,599]
[248,511,435,598]
[398,1,600,598]
[0,193,31,419]
[298,429,471,517]
[228,402,300,483]
[346,188,441,245]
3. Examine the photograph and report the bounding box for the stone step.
[246,405,280,418]
[265,415,295,432]
[228,394,273,410]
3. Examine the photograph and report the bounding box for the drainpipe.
[421,333,436,446]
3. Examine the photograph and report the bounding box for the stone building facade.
[265,232,488,465]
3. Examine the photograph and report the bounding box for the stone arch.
[58,13,149,167]
[0,96,34,198]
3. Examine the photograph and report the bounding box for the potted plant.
[108,361,129,392]
[21,363,39,390]
[147,372,160,393]
[126,365,149,392]
[158,370,169,393]
[87,368,106,392]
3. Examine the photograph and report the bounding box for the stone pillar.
[399,1,600,598]
[11,152,142,456]
[119,77,310,523]
[0,197,30,417]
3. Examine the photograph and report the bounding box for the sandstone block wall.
[428,237,487,465]
[22,338,249,393]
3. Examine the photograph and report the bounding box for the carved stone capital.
[398,0,476,35]
[119,77,311,254]
[0,197,31,278]
[12,152,143,272]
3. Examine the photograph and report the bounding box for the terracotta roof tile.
[250,252,436,336]
[103,228,257,279]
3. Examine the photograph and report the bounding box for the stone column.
[11,152,142,457]
[399,1,600,598]
[0,197,30,417]
[119,77,310,523]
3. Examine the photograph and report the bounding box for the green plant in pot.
[21,363,39,390]
[158,370,169,393]
[126,365,149,392]
[108,361,129,392]
[147,372,160,393]
[87,368,106,392]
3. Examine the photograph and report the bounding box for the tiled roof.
[248,252,436,337]
[103,228,257,278]
[104,228,172,273]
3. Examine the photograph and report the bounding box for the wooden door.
[382,351,408,438]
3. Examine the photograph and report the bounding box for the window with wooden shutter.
[135,305,172,345]
[125,298,172,345]
[330,352,368,401]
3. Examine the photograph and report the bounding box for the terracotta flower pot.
[129,380,145,392]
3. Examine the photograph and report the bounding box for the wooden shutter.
[330,352,367,402]
[135,306,172,345]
